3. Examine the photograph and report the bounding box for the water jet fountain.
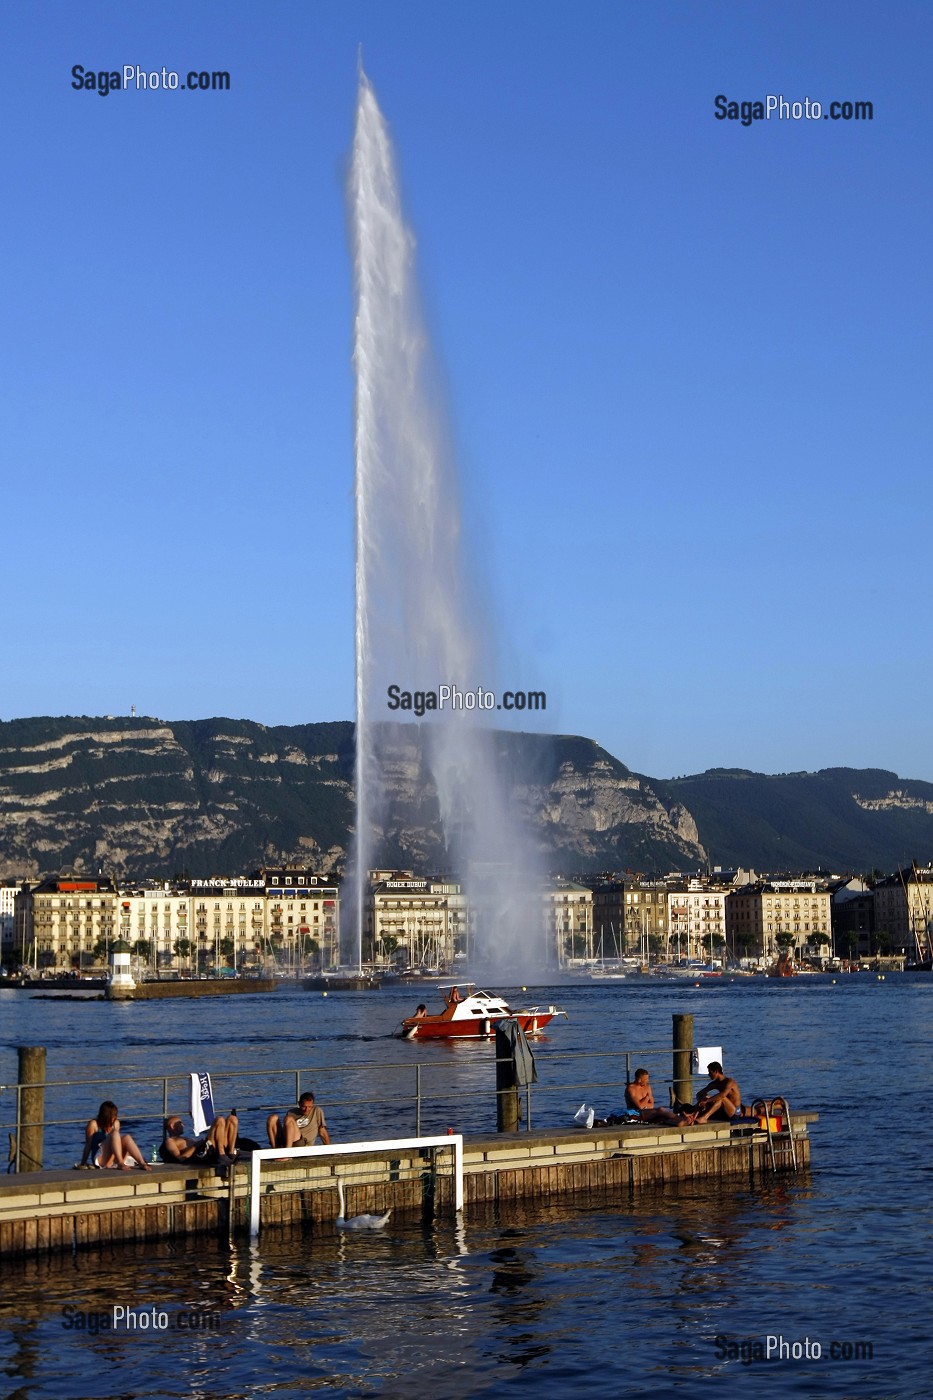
[347,65,546,977]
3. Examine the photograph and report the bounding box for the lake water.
[1,974,930,1398]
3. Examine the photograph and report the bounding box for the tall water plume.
[348,66,545,974]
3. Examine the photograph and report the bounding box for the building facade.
[623,882,668,957]
[261,868,341,971]
[725,883,765,958]
[760,880,832,960]
[20,875,118,970]
[367,871,466,970]
[873,867,933,962]
[548,879,594,963]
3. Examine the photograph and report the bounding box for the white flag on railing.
[189,1072,215,1136]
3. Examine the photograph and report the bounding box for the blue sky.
[2,2,931,780]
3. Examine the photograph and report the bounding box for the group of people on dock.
[78,1090,331,1171]
[77,1060,741,1171]
[624,1062,742,1127]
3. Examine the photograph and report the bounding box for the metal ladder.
[751,1096,798,1173]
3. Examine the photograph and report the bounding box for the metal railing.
[1,1042,681,1171]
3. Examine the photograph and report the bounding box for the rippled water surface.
[1,975,930,1397]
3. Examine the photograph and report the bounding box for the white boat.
[400,986,567,1040]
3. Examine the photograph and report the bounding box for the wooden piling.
[495,1025,520,1132]
[17,1046,46,1173]
[672,1014,693,1109]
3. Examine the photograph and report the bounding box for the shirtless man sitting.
[693,1063,742,1123]
[625,1068,696,1126]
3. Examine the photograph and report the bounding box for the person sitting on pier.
[160,1110,238,1164]
[80,1101,153,1171]
[693,1063,742,1123]
[625,1069,696,1126]
[266,1091,331,1149]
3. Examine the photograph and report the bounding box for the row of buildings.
[1,869,340,975]
[2,862,932,973]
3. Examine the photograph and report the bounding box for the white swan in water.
[335,1177,391,1231]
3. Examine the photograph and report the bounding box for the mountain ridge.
[1,715,931,878]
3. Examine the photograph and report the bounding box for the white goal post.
[248,1134,464,1236]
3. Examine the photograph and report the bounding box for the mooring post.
[672,1014,693,1110]
[495,1026,520,1132]
[17,1046,46,1172]
[227,1162,237,1242]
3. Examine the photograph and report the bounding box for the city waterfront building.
[829,877,875,958]
[21,874,118,970]
[1,879,34,968]
[1,879,32,967]
[588,878,626,957]
[760,879,832,960]
[548,878,594,964]
[673,880,728,961]
[11,869,341,974]
[724,883,765,960]
[873,866,933,962]
[367,870,465,969]
[260,867,341,970]
[622,881,668,958]
[116,883,194,970]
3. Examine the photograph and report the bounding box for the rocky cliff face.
[360,726,707,874]
[0,716,705,879]
[0,717,355,880]
[7,717,926,879]
[501,735,705,871]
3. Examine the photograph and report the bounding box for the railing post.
[672,1014,694,1110]
[17,1046,46,1172]
[415,1064,422,1136]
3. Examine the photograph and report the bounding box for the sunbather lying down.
[625,1069,697,1125]
[160,1110,238,1164]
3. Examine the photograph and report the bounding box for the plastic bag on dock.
[573,1103,595,1130]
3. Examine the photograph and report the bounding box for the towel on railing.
[189,1072,216,1136]
[693,1046,723,1077]
[496,1017,537,1086]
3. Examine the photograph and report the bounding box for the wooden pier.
[0,1115,814,1259]
[108,977,280,1000]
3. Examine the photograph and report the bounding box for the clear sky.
[2,3,931,780]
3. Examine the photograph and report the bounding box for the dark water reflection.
[1,975,931,1396]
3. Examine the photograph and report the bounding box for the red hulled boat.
[399,985,567,1041]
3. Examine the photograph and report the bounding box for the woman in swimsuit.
[80,1100,152,1170]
